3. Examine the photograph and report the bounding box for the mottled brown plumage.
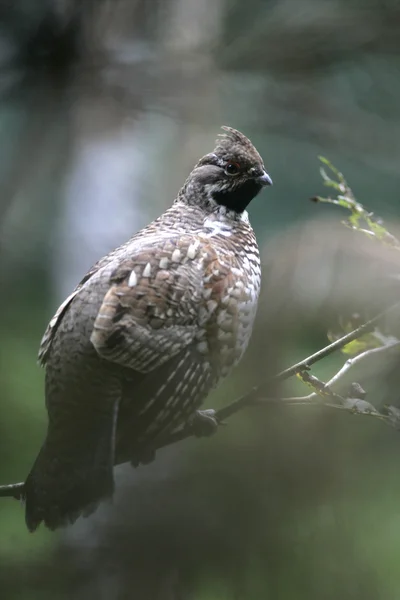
[24,127,272,531]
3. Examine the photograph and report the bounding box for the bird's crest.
[213,126,262,162]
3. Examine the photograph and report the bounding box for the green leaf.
[339,335,382,356]
[327,315,398,356]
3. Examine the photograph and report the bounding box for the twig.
[322,342,400,390]
[0,482,24,500]
[285,342,400,403]
[295,368,391,423]
[274,302,400,382]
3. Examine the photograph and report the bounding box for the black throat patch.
[212,179,263,213]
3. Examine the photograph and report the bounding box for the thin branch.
[295,368,392,424]
[285,342,400,403]
[0,482,24,500]
[274,302,400,383]
[322,342,400,390]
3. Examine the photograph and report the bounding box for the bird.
[23,126,273,532]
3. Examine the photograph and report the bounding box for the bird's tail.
[24,406,118,532]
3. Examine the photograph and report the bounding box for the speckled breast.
[195,218,261,378]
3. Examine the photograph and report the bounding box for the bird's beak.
[257,170,273,187]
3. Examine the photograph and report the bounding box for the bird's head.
[182,126,272,216]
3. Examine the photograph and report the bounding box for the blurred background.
[1,0,400,598]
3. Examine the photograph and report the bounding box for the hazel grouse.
[24,126,272,531]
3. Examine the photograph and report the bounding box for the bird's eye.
[225,162,241,176]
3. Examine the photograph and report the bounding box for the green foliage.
[314,157,400,250]
[314,158,400,362]
[327,315,399,357]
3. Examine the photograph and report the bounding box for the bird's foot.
[130,447,156,468]
[190,409,221,437]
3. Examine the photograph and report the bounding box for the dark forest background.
[1,1,400,598]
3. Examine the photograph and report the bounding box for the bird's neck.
[176,182,249,224]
